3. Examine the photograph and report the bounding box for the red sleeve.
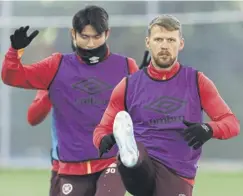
[127,57,139,74]
[1,47,62,89]
[93,77,126,148]
[198,72,240,139]
[27,90,52,126]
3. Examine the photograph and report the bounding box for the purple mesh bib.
[49,53,129,162]
[126,66,202,178]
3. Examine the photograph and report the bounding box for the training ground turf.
[0,169,242,196]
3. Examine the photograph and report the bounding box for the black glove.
[183,120,213,150]
[139,50,151,70]
[10,26,39,50]
[99,134,116,157]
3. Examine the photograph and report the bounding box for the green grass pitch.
[0,169,242,196]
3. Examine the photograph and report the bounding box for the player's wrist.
[202,123,213,137]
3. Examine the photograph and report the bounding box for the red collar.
[147,62,180,80]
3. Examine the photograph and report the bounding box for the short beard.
[153,56,176,69]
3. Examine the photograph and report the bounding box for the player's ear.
[105,29,110,40]
[145,36,150,50]
[179,37,184,51]
[71,29,76,40]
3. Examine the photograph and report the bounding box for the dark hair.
[72,5,109,35]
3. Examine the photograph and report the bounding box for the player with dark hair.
[2,5,140,196]
[94,15,240,196]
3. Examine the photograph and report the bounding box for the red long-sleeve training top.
[2,47,139,175]
[27,90,51,126]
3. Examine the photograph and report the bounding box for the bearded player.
[94,15,240,196]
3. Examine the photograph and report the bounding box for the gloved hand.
[99,134,116,157]
[183,120,213,150]
[10,26,39,50]
[139,50,151,70]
